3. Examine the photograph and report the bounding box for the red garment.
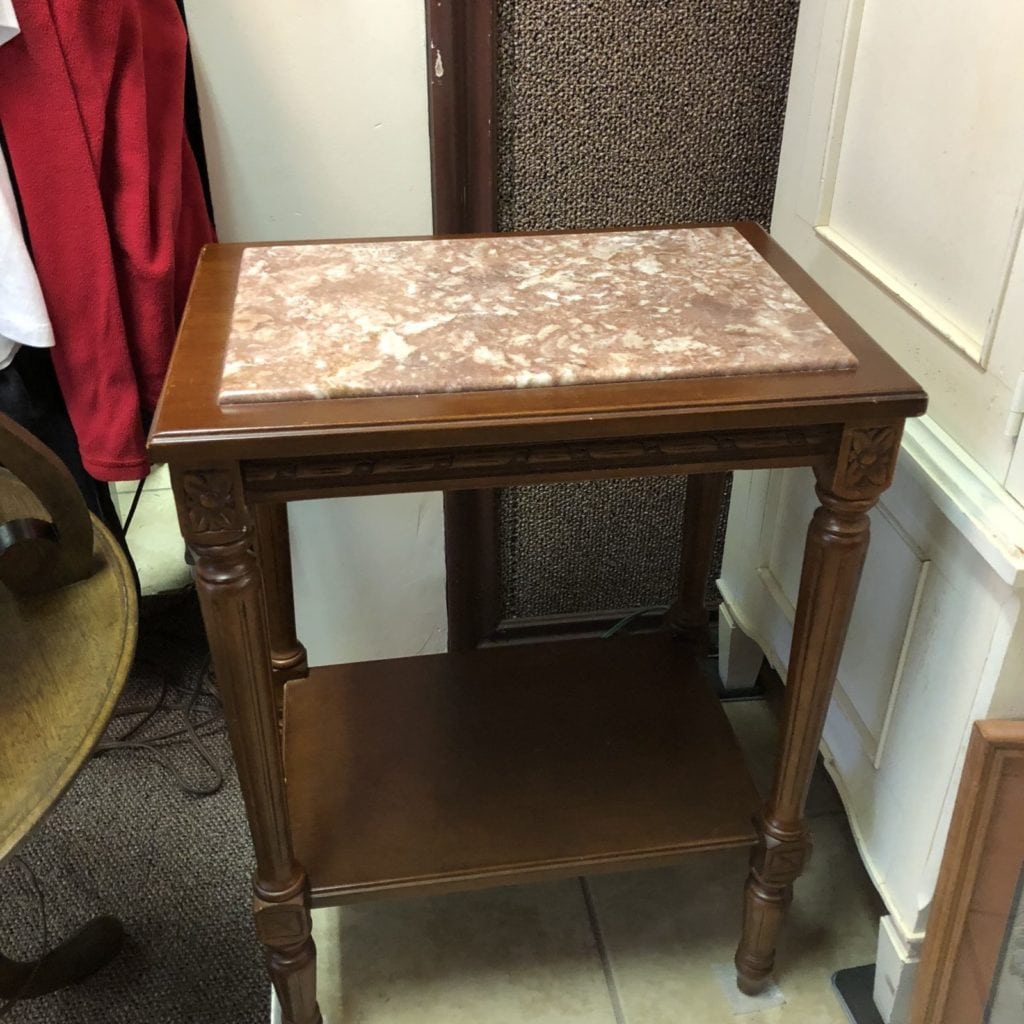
[0,0,214,480]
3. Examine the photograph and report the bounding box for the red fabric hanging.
[0,0,214,480]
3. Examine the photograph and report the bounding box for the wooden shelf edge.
[309,832,756,907]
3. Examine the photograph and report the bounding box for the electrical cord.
[121,477,146,533]
[95,650,226,797]
[601,605,668,639]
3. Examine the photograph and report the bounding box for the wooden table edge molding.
[149,222,927,1024]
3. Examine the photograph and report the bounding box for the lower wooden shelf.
[283,633,760,906]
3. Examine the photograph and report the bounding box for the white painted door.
[772,0,1024,494]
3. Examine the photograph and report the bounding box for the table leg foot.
[255,878,322,1024]
[736,971,772,998]
[734,816,807,994]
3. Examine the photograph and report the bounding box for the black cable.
[95,653,226,797]
[601,605,669,639]
[121,477,146,533]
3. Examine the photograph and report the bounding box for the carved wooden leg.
[255,877,320,1024]
[734,424,902,994]
[172,466,321,1024]
[254,502,308,709]
[665,471,727,655]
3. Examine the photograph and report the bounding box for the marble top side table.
[150,222,927,1024]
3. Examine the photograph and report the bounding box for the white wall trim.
[776,0,1024,480]
[901,417,1024,588]
[716,580,777,674]
[816,226,984,363]
[810,0,989,366]
[744,475,930,766]
[737,562,897,766]
[811,0,866,226]
[874,914,922,1024]
[808,0,1024,372]
[871,559,930,770]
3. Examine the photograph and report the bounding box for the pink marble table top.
[219,227,856,405]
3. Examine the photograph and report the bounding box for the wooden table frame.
[150,222,926,1024]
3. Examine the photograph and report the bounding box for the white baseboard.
[873,914,922,1024]
[716,598,765,690]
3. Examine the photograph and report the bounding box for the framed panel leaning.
[910,720,1024,1024]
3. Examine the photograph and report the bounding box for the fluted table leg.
[734,423,903,994]
[172,465,322,1024]
[254,502,309,711]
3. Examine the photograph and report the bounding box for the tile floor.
[273,701,884,1024]
[112,466,192,596]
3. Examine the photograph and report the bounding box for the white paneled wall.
[823,0,1024,359]
[183,0,446,664]
[789,0,1024,485]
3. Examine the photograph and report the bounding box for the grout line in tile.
[580,877,629,1024]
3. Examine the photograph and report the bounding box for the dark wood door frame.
[425,0,502,651]
[425,0,497,235]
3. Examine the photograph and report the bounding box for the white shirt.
[1,2,56,371]
[0,0,17,47]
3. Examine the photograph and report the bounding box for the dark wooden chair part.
[0,411,94,597]
[0,410,138,1001]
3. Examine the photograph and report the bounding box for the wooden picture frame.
[910,720,1024,1024]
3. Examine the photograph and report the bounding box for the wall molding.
[810,0,866,228]
[753,559,926,772]
[424,0,496,235]
[815,226,986,363]
[900,417,1024,588]
[875,913,924,1024]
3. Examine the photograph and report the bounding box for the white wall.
[183,0,447,664]
[185,0,434,244]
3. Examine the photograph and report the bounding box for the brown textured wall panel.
[495,0,798,619]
